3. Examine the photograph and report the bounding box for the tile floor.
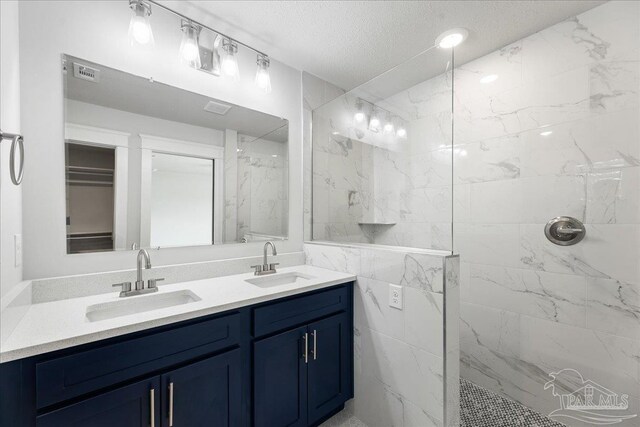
[321,379,565,427]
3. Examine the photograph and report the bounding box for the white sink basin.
[86,290,201,322]
[245,272,315,287]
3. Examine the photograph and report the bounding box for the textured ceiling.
[162,0,604,91]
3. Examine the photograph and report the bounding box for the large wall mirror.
[63,54,289,254]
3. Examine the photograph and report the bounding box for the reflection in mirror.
[150,153,214,248]
[63,54,289,253]
[65,143,116,253]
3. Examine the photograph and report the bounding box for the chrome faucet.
[251,241,279,275]
[136,249,152,290]
[112,249,164,297]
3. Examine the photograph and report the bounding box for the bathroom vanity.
[0,267,355,427]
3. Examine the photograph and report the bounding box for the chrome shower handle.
[555,227,584,234]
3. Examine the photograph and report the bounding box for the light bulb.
[128,0,154,46]
[396,127,407,138]
[221,38,239,80]
[180,21,201,68]
[354,99,366,124]
[383,114,394,134]
[436,28,468,49]
[368,109,381,132]
[255,55,272,93]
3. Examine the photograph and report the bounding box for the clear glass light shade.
[221,39,240,80]
[368,110,382,132]
[255,55,272,93]
[396,123,408,139]
[354,100,366,124]
[180,22,201,69]
[383,114,395,134]
[128,1,154,46]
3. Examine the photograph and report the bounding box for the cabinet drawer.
[252,285,349,337]
[36,312,241,409]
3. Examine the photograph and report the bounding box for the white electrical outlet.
[389,284,403,310]
[14,234,22,267]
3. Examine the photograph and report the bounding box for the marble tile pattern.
[452,2,640,425]
[310,55,454,251]
[236,134,288,240]
[305,242,460,426]
[302,72,347,242]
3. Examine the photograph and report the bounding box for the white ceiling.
[162,0,604,91]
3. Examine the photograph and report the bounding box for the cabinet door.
[36,377,160,427]
[160,349,241,427]
[254,326,308,427]
[307,312,351,425]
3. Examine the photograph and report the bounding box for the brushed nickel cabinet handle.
[312,330,317,360]
[150,388,155,427]
[302,333,309,364]
[169,382,174,426]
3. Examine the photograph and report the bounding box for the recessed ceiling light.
[436,28,469,49]
[480,74,498,84]
[540,130,553,137]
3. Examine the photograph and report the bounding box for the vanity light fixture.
[436,28,468,49]
[179,21,202,68]
[128,0,154,46]
[125,0,273,92]
[255,54,272,93]
[354,99,366,124]
[221,38,240,80]
[368,108,382,133]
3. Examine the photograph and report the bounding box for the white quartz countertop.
[0,265,355,363]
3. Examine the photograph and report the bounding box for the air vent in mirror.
[204,100,232,115]
[73,63,100,82]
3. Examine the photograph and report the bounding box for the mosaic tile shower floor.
[321,379,565,427]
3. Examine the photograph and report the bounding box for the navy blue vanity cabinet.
[0,282,354,427]
[307,312,352,425]
[254,326,308,427]
[36,377,160,427]
[160,349,242,427]
[253,286,354,427]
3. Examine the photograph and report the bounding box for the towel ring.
[9,134,24,185]
[1,130,24,185]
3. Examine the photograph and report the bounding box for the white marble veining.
[453,1,640,423]
[310,53,454,252]
[305,242,459,426]
[0,265,355,363]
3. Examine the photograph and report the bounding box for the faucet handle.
[250,264,263,275]
[269,263,280,271]
[148,278,164,289]
[112,282,132,296]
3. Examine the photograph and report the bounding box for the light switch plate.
[14,234,22,267]
[389,284,403,310]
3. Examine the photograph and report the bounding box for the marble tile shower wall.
[310,69,453,251]
[453,1,640,423]
[305,242,460,426]
[302,72,346,241]
[236,134,288,240]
